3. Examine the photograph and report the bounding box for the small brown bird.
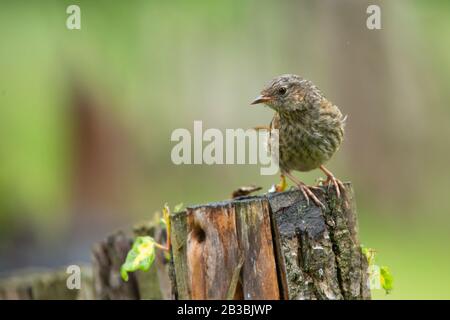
[251,74,346,208]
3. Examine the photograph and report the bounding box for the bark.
[133,222,172,299]
[170,183,370,300]
[0,266,93,300]
[268,183,370,299]
[91,231,140,299]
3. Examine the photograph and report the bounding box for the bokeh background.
[1,0,449,299]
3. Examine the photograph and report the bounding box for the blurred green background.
[1,0,450,299]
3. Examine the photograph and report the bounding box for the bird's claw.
[324,175,345,199]
[297,183,325,209]
[283,172,325,209]
[308,185,322,191]
[322,174,349,208]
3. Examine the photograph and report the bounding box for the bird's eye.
[278,87,287,95]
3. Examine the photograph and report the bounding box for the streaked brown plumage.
[251,74,346,208]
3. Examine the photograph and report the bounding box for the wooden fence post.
[169,183,370,300]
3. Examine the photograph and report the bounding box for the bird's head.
[251,74,316,113]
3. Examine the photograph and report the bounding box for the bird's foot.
[308,184,323,191]
[319,165,345,198]
[283,171,325,209]
[297,182,325,209]
[324,174,345,198]
[275,174,287,192]
[325,175,349,209]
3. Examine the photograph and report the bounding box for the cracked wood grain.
[170,182,370,300]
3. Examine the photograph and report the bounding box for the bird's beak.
[251,95,272,105]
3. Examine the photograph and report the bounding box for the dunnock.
[252,74,346,208]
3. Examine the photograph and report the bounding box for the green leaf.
[361,245,376,266]
[120,236,156,282]
[174,202,184,213]
[380,266,394,294]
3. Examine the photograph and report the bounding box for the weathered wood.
[91,226,172,300]
[0,227,170,300]
[170,182,370,300]
[170,199,281,300]
[133,222,171,299]
[153,227,173,299]
[91,231,140,299]
[1,182,368,300]
[267,183,368,299]
[234,197,280,299]
[185,203,241,299]
[170,208,189,299]
[0,266,93,300]
[326,185,371,299]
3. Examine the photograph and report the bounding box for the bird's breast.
[276,115,343,172]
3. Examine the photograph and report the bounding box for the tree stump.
[92,231,140,299]
[169,183,370,300]
[0,266,93,300]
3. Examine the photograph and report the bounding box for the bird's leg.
[275,174,287,192]
[319,165,345,198]
[284,171,325,209]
